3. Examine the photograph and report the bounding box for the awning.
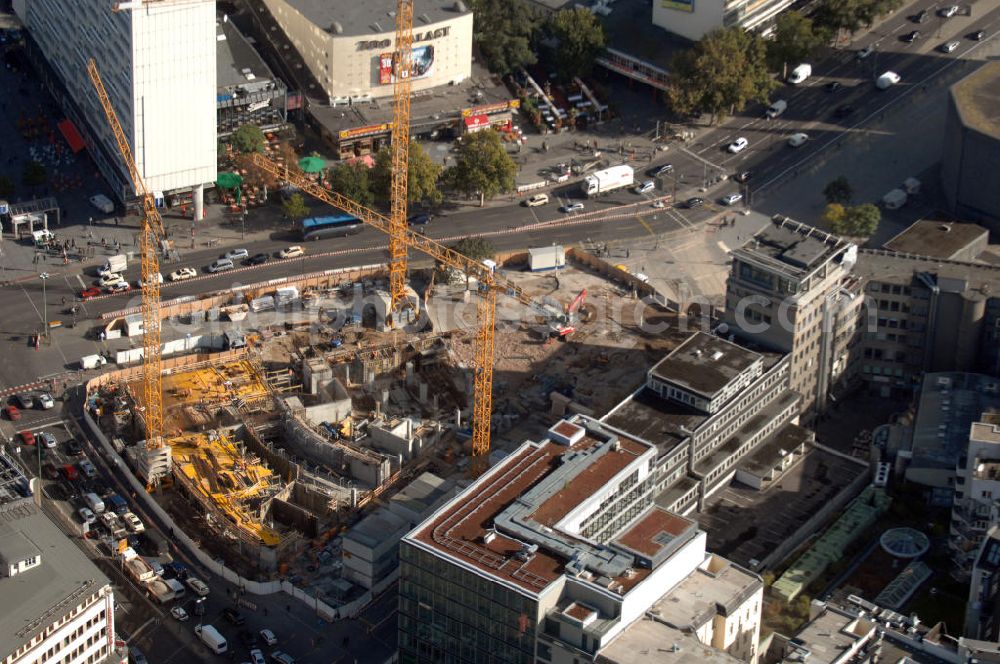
[463,114,490,132]
[57,119,86,153]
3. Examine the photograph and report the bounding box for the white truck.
[581,165,634,197]
[81,354,108,370]
[98,254,127,276]
[195,624,228,654]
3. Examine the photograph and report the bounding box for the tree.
[22,161,47,188]
[666,28,778,124]
[372,141,444,208]
[822,202,847,230]
[546,8,606,81]
[444,130,517,206]
[814,0,901,37]
[230,125,265,154]
[467,0,540,75]
[823,176,853,206]
[282,193,309,224]
[767,11,828,75]
[0,175,13,199]
[844,203,881,237]
[453,237,496,262]
[327,162,374,207]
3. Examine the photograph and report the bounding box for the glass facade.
[398,542,539,664]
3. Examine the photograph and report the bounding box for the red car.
[62,464,79,481]
[18,430,35,446]
[80,287,102,300]
[2,405,19,421]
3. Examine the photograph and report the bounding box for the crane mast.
[388,0,415,318]
[87,59,166,463]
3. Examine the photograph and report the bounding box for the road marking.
[635,214,656,237]
[129,616,157,640]
[716,240,731,253]
[75,275,86,289]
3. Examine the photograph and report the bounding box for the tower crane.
[249,154,571,464]
[87,59,167,473]
[388,0,415,318]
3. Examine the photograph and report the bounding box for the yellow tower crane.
[388,0,415,318]
[249,154,569,464]
[87,60,165,460]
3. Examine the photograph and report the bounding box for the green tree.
[546,7,606,81]
[767,11,828,76]
[444,130,517,206]
[282,193,309,224]
[666,28,777,124]
[823,176,853,206]
[467,0,540,75]
[230,125,265,154]
[22,161,47,188]
[844,203,881,236]
[453,237,496,262]
[814,0,900,37]
[327,162,375,207]
[372,141,444,207]
[822,202,847,230]
[0,175,13,199]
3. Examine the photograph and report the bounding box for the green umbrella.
[298,156,326,174]
[216,172,243,189]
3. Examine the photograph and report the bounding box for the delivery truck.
[98,254,127,277]
[581,165,634,197]
[195,624,228,654]
[81,354,108,370]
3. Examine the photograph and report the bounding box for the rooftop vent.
[939,224,952,232]
[483,530,496,545]
[329,21,343,34]
[372,22,383,32]
[419,13,432,23]
[454,0,467,11]
[711,351,724,361]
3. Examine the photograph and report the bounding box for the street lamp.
[39,272,50,342]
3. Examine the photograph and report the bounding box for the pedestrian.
[115,217,120,226]
[61,296,66,306]
[101,237,106,247]
[263,607,268,616]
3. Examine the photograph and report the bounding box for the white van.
[195,624,227,654]
[84,492,105,514]
[766,99,787,118]
[788,64,812,84]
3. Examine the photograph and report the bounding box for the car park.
[18,430,35,446]
[37,393,54,409]
[78,507,96,524]
[222,607,245,626]
[39,432,57,449]
[787,133,809,148]
[940,41,960,53]
[259,629,277,646]
[169,267,197,282]
[686,197,705,209]
[207,258,235,273]
[525,194,549,207]
[224,248,249,261]
[170,606,189,621]
[651,164,674,177]
[186,577,210,596]
[560,202,585,213]
[635,180,655,194]
[939,5,959,17]
[244,253,270,266]
[79,287,103,300]
[3,406,20,421]
[279,246,304,259]
[721,193,743,206]
[727,137,749,153]
[902,30,921,42]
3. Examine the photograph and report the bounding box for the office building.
[399,414,762,664]
[16,0,217,216]
[952,417,1000,572]
[217,16,288,137]
[652,0,795,40]
[0,452,123,664]
[723,216,865,417]
[967,526,1000,640]
[941,62,1000,233]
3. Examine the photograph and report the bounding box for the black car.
[834,105,855,118]
[734,171,753,183]
[913,9,928,22]
[902,30,921,42]
[651,164,674,177]
[686,197,705,209]
[407,213,432,226]
[825,81,842,92]
[223,607,246,626]
[244,253,269,266]
[237,628,256,644]
[65,439,83,456]
[970,30,986,40]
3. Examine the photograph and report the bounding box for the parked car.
[122,512,145,533]
[78,507,96,524]
[560,202,585,213]
[651,163,674,177]
[18,430,35,446]
[170,606,189,621]
[169,267,197,282]
[939,40,960,53]
[78,459,97,479]
[129,647,149,664]
[42,462,59,480]
[38,431,57,449]
[635,180,655,194]
[224,248,249,261]
[97,273,125,288]
[37,393,54,409]
[787,133,809,148]
[79,286,103,300]
[727,137,749,153]
[902,30,921,42]
[207,258,235,273]
[939,5,959,17]
[3,406,19,421]
[186,577,210,596]
[686,197,705,209]
[15,393,34,409]
[721,193,743,206]
[222,607,245,626]
[244,253,270,266]
[524,193,549,207]
[66,439,83,456]
[407,213,432,226]
[249,649,266,664]
[270,652,295,664]
[62,464,79,481]
[734,170,753,183]
[279,246,304,259]
[259,629,277,646]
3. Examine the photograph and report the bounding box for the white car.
[939,5,958,17]
[279,246,305,259]
[727,137,749,154]
[207,258,235,273]
[78,507,96,524]
[249,650,266,664]
[876,71,901,90]
[721,193,743,206]
[224,248,250,261]
[106,281,131,294]
[169,267,197,282]
[170,606,189,621]
[136,273,163,288]
[37,393,54,410]
[97,273,125,288]
[259,629,277,646]
[186,577,210,597]
[787,133,809,148]
[561,202,585,213]
[635,181,655,194]
[122,512,145,533]
[525,194,549,207]
[939,40,960,53]
[39,431,57,448]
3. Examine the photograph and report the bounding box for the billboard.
[661,0,694,11]
[378,44,436,86]
[338,123,390,141]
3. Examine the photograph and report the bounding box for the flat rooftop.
[786,606,875,664]
[910,373,1000,471]
[604,387,708,451]
[597,622,742,664]
[217,17,279,91]
[854,249,1000,299]
[650,332,762,399]
[883,220,989,259]
[733,216,850,277]
[612,508,697,564]
[0,496,111,659]
[281,0,464,38]
[951,61,1000,141]
[650,557,760,631]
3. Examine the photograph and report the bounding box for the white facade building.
[952,420,1000,571]
[652,0,797,46]
[17,0,217,215]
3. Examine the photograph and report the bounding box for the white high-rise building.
[15,0,217,217]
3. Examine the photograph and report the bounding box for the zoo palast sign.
[355,26,451,51]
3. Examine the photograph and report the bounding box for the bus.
[300,214,363,241]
